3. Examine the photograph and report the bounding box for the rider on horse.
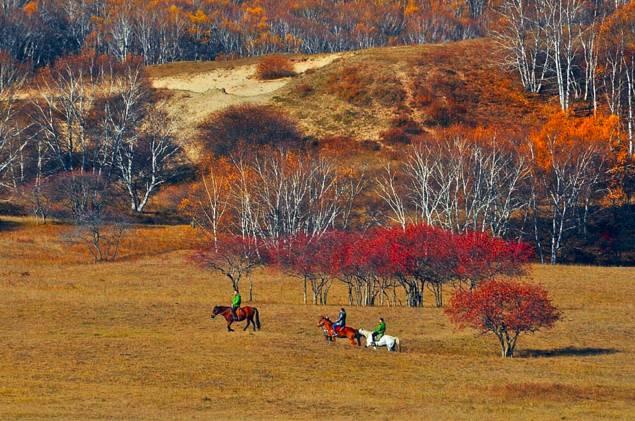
[331,308,346,337]
[371,317,386,345]
[230,289,241,321]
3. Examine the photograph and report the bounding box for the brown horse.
[318,316,361,346]
[211,305,261,332]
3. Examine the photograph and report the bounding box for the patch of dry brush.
[256,55,296,80]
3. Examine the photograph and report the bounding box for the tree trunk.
[497,329,519,358]
[433,283,443,308]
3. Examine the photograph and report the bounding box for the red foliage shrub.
[372,74,406,107]
[380,127,411,145]
[445,280,561,357]
[361,139,382,151]
[328,64,405,108]
[390,113,422,135]
[256,55,296,80]
[412,88,434,109]
[328,65,371,106]
[317,135,365,159]
[411,69,467,127]
[427,102,452,126]
[198,104,304,156]
[270,232,349,304]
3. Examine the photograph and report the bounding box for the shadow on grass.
[0,219,21,232]
[519,346,619,358]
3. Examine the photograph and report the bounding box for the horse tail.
[254,308,261,330]
[394,337,401,352]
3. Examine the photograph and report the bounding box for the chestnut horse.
[318,316,361,346]
[211,305,261,332]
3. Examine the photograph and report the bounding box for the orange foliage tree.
[528,112,618,263]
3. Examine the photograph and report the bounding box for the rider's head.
[234,289,239,294]
[380,317,384,322]
[341,308,345,312]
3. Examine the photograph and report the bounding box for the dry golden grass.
[275,38,544,143]
[1,218,634,419]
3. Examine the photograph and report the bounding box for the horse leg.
[227,319,234,332]
[244,316,250,331]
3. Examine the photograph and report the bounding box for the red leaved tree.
[401,224,459,307]
[335,230,389,306]
[454,231,533,289]
[445,280,561,358]
[272,232,349,305]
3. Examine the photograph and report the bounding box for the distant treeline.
[1,0,490,66]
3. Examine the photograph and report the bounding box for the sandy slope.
[150,54,341,159]
[152,55,339,95]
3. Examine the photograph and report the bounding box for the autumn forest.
[1,2,635,418]
[0,0,634,267]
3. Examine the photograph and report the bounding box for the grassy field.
[1,218,634,419]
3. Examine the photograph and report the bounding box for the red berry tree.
[445,280,561,358]
[455,232,533,289]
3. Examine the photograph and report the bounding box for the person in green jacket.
[230,289,241,321]
[371,317,386,344]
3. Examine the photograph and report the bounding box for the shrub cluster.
[328,65,405,108]
[198,105,304,156]
[269,224,532,307]
[256,55,296,80]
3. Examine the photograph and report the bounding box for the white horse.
[358,329,401,352]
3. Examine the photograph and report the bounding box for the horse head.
[211,305,224,319]
[317,316,331,327]
[357,329,373,347]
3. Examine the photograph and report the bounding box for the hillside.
[148,53,345,159]
[149,39,547,160]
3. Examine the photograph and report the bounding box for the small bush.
[199,104,304,156]
[412,88,434,109]
[373,74,406,107]
[328,65,405,108]
[380,127,411,145]
[328,66,372,106]
[256,55,296,80]
[391,113,422,135]
[361,139,382,151]
[295,83,314,97]
[427,103,452,127]
[426,100,466,127]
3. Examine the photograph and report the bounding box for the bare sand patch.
[150,53,343,159]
